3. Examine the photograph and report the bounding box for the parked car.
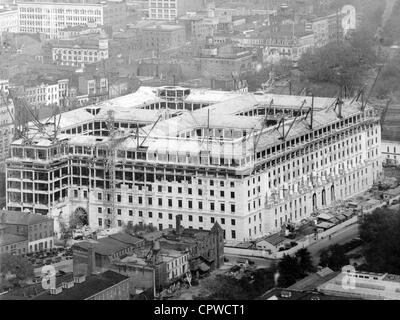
[236,258,247,265]
[247,259,255,265]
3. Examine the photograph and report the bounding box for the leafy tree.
[202,268,276,300]
[319,244,350,271]
[296,248,316,275]
[359,208,400,274]
[277,255,302,287]
[0,254,34,281]
[123,223,157,236]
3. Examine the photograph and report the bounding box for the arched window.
[312,193,317,211]
[322,189,326,206]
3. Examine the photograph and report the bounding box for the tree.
[0,254,34,282]
[296,248,316,276]
[319,244,350,271]
[277,255,302,287]
[123,223,157,236]
[359,208,400,273]
[297,29,378,97]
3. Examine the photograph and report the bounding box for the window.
[198,189,203,196]
[169,213,173,220]
[117,209,121,215]
[221,203,225,212]
[178,199,182,208]
[158,212,163,219]
[139,210,143,217]
[168,186,172,193]
[117,194,121,202]
[231,192,235,199]
[231,204,235,213]
[198,202,203,210]
[221,218,225,225]
[211,217,215,223]
[188,200,192,209]
[231,219,236,226]
[138,196,143,204]
[189,215,193,222]
[231,230,236,239]
[98,207,102,213]
[118,220,122,227]
[168,199,172,207]
[149,212,153,218]
[158,198,162,206]
[98,218,102,226]
[158,185,162,192]
[129,195,133,203]
[199,216,203,222]
[220,191,225,197]
[98,193,102,200]
[129,210,133,216]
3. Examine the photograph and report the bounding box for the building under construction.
[5,86,382,243]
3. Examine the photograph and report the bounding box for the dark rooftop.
[108,232,144,246]
[73,237,132,256]
[32,270,129,300]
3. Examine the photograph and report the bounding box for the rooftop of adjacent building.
[258,287,360,300]
[72,232,143,256]
[0,210,53,226]
[30,270,129,300]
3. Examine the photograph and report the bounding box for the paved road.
[224,254,275,269]
[307,223,360,264]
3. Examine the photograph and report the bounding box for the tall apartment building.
[50,35,109,67]
[148,0,207,21]
[17,0,127,39]
[0,8,19,33]
[5,86,382,243]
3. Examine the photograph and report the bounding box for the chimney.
[87,243,96,276]
[176,214,183,236]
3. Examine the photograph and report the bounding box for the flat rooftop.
[32,270,128,300]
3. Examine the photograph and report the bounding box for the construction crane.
[276,100,307,141]
[101,110,163,228]
[380,97,392,124]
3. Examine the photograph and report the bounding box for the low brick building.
[0,210,54,253]
[72,232,145,276]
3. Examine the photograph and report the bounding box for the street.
[307,223,360,264]
[224,255,275,269]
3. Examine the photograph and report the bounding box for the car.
[236,258,247,265]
